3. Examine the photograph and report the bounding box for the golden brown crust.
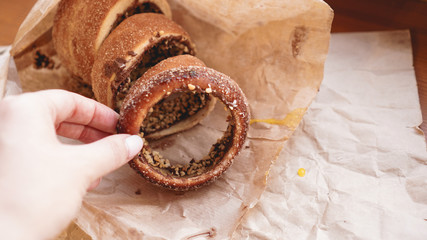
[129,55,217,140]
[52,0,172,84]
[91,13,196,108]
[118,55,250,191]
[119,55,206,132]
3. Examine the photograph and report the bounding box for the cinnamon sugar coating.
[53,0,172,84]
[91,13,196,108]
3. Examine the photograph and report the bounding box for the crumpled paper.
[2,3,426,240]
[0,46,10,97]
[234,30,427,239]
[0,46,21,98]
[6,0,333,239]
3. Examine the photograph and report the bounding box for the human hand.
[0,90,143,240]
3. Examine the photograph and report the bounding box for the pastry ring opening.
[138,89,235,179]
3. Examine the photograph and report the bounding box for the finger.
[35,90,119,134]
[74,134,143,181]
[0,94,58,138]
[56,122,112,143]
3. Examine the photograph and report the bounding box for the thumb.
[74,134,143,182]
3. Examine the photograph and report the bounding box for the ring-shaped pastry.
[91,13,197,111]
[53,0,172,84]
[118,55,250,191]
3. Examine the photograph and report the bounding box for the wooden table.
[0,0,37,45]
[1,0,427,140]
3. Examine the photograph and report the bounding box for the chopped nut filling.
[129,37,191,82]
[115,36,192,110]
[141,91,209,134]
[110,3,163,34]
[139,122,234,177]
[115,77,133,109]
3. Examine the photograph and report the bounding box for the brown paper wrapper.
[10,0,333,238]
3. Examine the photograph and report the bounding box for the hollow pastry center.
[115,36,192,110]
[110,2,163,34]
[140,118,235,177]
[141,91,209,134]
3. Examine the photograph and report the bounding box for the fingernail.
[125,135,143,159]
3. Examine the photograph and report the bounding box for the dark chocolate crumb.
[115,58,126,69]
[127,51,137,56]
[34,51,55,69]
[104,58,127,78]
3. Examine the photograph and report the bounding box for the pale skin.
[0,90,143,240]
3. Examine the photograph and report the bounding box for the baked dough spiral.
[91,13,197,112]
[53,0,171,84]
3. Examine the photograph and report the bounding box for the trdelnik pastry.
[53,0,172,84]
[53,1,250,191]
[116,55,250,191]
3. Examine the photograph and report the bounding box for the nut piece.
[187,84,196,91]
[205,87,212,93]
